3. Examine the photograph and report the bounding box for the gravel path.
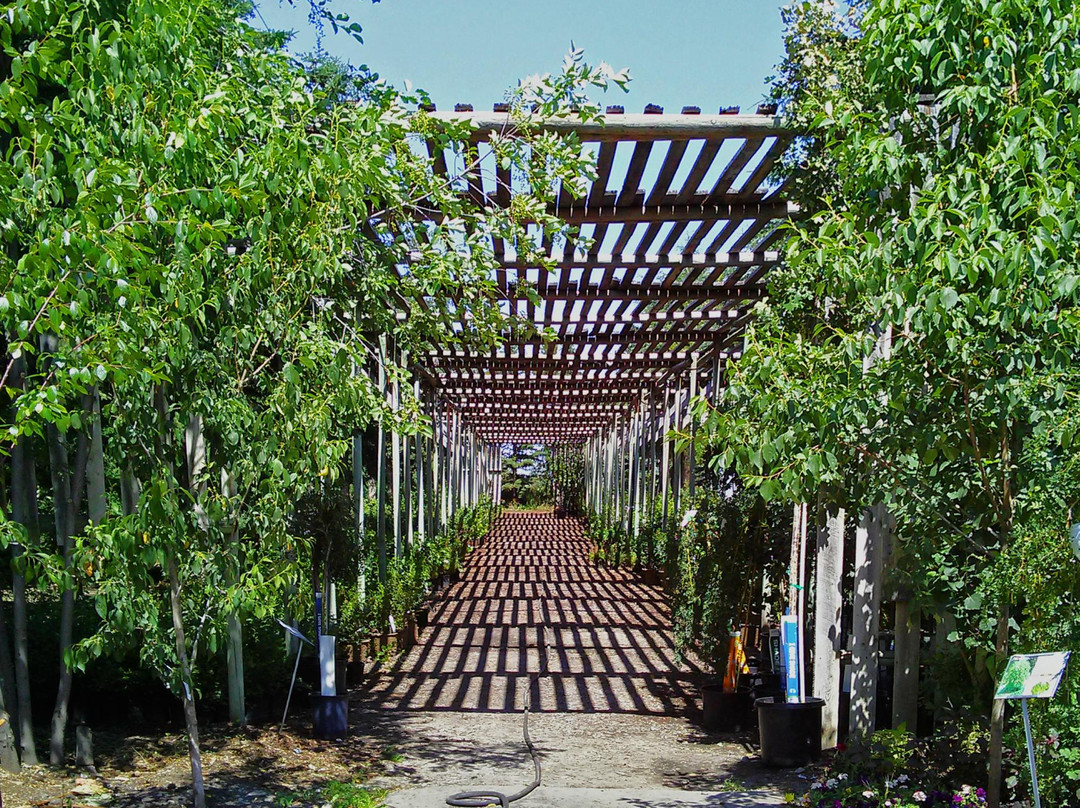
[357,511,803,805]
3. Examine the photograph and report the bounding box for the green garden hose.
[445,672,543,808]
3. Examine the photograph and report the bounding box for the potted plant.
[671,473,788,734]
[412,603,430,631]
[755,695,825,766]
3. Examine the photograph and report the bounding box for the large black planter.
[701,684,750,731]
[756,696,824,767]
[311,694,349,739]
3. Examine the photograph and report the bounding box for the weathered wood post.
[849,504,887,738]
[813,507,845,748]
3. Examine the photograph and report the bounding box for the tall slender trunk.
[221,469,244,726]
[167,555,206,808]
[987,603,1009,808]
[156,388,204,808]
[45,422,75,766]
[987,431,1014,808]
[9,541,34,767]
[85,388,106,526]
[0,595,15,730]
[120,467,140,517]
[0,599,21,773]
[9,358,38,765]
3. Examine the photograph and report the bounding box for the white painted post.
[353,429,365,598]
[850,504,887,739]
[814,508,845,748]
[661,386,671,529]
[391,350,402,558]
[376,336,388,582]
[687,353,699,501]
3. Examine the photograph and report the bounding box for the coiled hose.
[445,672,543,808]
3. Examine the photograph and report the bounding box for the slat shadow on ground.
[362,510,701,715]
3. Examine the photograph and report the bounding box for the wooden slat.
[609,221,640,257]
[462,141,486,206]
[673,142,722,204]
[736,137,788,198]
[645,140,690,205]
[588,142,617,208]
[616,141,653,208]
[703,219,743,254]
[705,137,764,201]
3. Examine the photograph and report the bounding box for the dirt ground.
[0,720,396,808]
[0,703,811,808]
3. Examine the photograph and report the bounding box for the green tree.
[699,2,1080,804]
[1,0,626,801]
[500,443,551,508]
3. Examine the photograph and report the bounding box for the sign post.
[993,651,1071,808]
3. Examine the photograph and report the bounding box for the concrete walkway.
[364,510,700,714]
[357,511,796,808]
[385,785,788,808]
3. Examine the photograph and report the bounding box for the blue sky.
[254,1,787,114]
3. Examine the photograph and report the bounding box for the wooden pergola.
[358,103,796,580]
[414,104,794,449]
[355,105,917,750]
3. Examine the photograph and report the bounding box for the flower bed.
[804,774,987,807]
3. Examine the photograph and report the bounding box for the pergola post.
[648,392,658,531]
[661,385,672,530]
[439,399,449,532]
[813,507,845,749]
[376,336,388,583]
[687,353,699,501]
[403,377,414,556]
[850,503,887,739]
[893,601,921,731]
[415,381,425,546]
[630,399,639,542]
[391,345,403,559]
[672,380,684,517]
[352,426,365,597]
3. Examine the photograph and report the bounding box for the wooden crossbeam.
[445,387,641,398]
[487,250,781,270]
[493,327,736,345]
[427,353,726,367]
[425,111,786,143]
[548,199,795,224]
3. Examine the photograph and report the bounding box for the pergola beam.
[426,110,786,142]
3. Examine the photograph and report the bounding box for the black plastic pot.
[701,684,750,731]
[311,694,349,739]
[414,607,430,630]
[756,696,824,767]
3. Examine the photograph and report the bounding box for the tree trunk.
[85,388,107,526]
[987,603,1009,808]
[0,710,18,774]
[221,469,245,726]
[167,555,206,808]
[9,359,38,766]
[0,596,15,731]
[46,421,76,766]
[120,467,140,517]
[0,599,21,772]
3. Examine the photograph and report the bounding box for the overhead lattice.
[410,104,795,444]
